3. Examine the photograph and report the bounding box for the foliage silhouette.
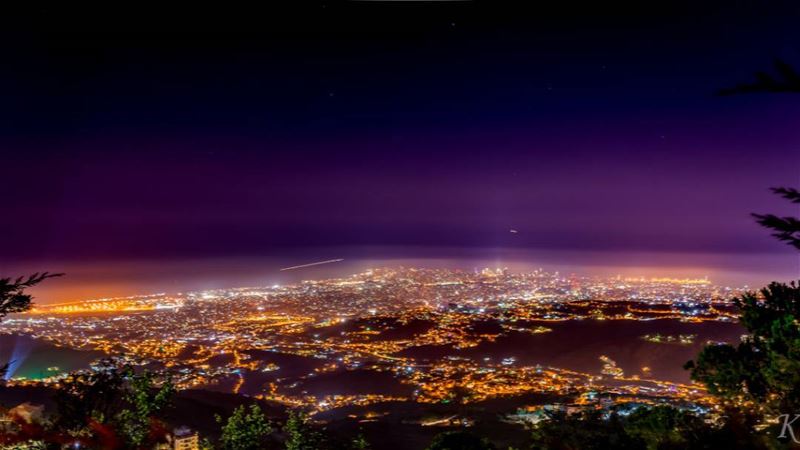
[216,404,273,450]
[0,272,62,377]
[686,186,800,416]
[752,187,800,250]
[529,406,772,450]
[718,59,800,95]
[283,410,324,450]
[349,431,370,450]
[426,430,496,450]
[116,368,175,448]
[53,360,175,449]
[685,281,800,415]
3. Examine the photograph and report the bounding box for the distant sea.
[0,334,104,380]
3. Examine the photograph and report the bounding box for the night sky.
[2,3,799,300]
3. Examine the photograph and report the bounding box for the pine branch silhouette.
[752,187,800,250]
[718,59,800,95]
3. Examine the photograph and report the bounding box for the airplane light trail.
[280,259,345,271]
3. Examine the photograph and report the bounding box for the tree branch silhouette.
[0,272,63,378]
[752,187,800,250]
[718,59,800,95]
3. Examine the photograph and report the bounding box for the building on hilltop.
[154,426,199,450]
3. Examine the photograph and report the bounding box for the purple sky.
[1,3,799,300]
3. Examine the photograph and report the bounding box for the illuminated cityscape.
[2,268,744,420]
